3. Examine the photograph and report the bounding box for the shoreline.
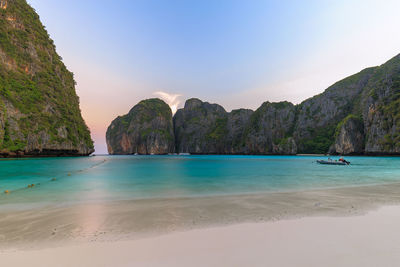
[0,154,93,159]
[3,153,400,159]
[2,205,400,266]
[3,181,400,250]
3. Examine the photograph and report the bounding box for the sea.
[1,155,400,209]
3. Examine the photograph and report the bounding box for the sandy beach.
[2,182,400,266]
[3,0,400,265]
[2,205,400,267]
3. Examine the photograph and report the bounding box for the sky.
[27,0,400,154]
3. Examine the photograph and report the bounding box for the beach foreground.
[3,156,400,266]
[2,205,400,267]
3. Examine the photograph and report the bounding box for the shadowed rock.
[174,98,228,154]
[106,99,174,155]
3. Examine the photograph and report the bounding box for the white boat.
[317,159,350,165]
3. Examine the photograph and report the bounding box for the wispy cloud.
[153,91,182,114]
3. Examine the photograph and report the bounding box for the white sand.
[3,205,400,267]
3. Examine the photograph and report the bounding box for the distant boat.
[178,153,191,156]
[317,160,349,165]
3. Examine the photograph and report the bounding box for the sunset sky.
[28,0,400,154]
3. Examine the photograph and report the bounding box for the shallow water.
[1,155,400,208]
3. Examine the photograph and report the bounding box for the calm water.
[1,155,400,208]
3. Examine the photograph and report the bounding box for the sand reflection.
[72,179,109,240]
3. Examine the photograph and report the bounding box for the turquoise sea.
[1,155,400,209]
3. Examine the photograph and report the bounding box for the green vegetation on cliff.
[0,0,93,154]
[108,54,400,155]
[106,98,174,155]
[110,98,172,140]
[334,114,363,138]
[207,117,228,141]
[298,125,336,154]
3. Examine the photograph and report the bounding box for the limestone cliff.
[173,99,297,154]
[106,99,174,155]
[107,53,400,156]
[329,115,364,155]
[293,67,374,153]
[295,53,400,155]
[360,55,400,154]
[224,108,253,153]
[243,101,296,154]
[0,0,93,156]
[173,98,228,154]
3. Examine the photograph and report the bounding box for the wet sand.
[2,205,400,266]
[2,181,400,250]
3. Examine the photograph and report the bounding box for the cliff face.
[173,99,298,154]
[0,0,93,156]
[224,109,253,153]
[107,54,400,156]
[360,56,400,154]
[174,98,228,154]
[106,99,174,155]
[293,68,374,154]
[243,101,296,154]
[297,54,400,155]
[329,115,364,155]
